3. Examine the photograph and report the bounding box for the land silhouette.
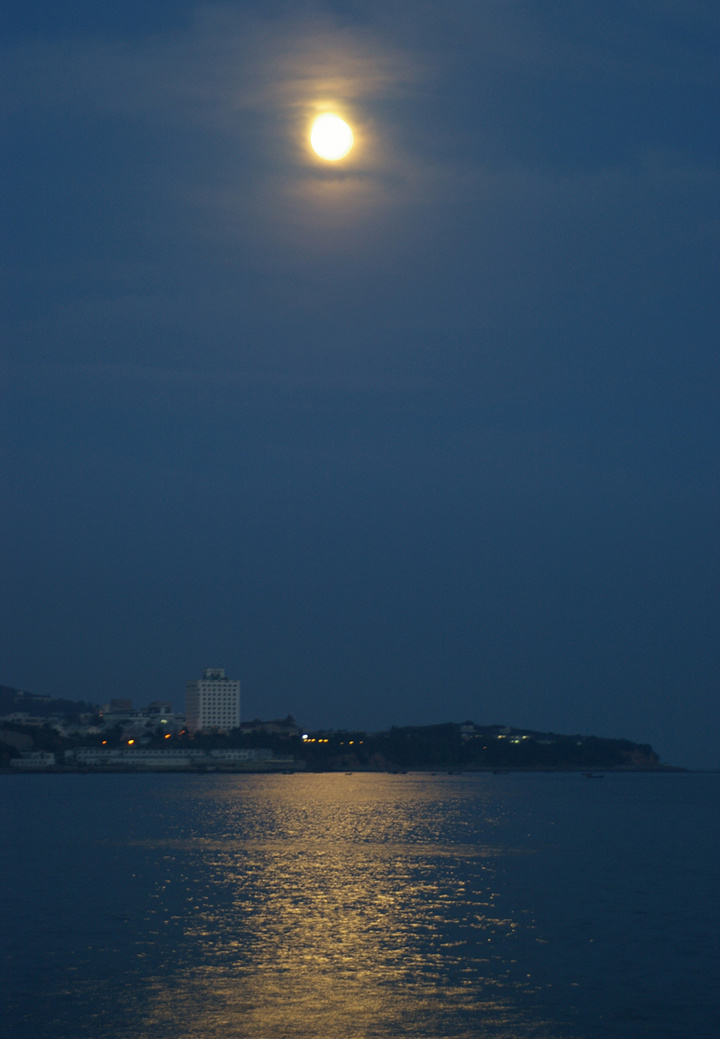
[1,686,665,771]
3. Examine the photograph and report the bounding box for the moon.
[310,114,354,161]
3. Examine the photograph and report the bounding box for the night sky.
[2,2,718,768]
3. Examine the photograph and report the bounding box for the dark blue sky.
[2,2,718,768]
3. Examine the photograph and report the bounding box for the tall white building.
[185,668,241,734]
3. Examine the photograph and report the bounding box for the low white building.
[66,746,278,769]
[11,751,56,769]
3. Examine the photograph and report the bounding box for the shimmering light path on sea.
[1,772,717,1039]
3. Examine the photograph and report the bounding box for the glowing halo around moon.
[310,114,354,161]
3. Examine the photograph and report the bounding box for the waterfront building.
[66,747,280,769]
[185,668,240,733]
[11,751,56,769]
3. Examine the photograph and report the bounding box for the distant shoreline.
[1,763,694,776]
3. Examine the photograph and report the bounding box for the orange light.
[128,739,135,745]
[164,733,171,739]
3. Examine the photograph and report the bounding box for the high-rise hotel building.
[185,668,241,733]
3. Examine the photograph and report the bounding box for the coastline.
[0,763,693,776]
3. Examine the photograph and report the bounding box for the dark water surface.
[1,772,718,1039]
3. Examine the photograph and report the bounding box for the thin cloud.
[1,5,438,245]
[2,3,716,325]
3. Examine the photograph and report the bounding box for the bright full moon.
[310,114,354,161]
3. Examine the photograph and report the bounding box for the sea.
[1,771,718,1039]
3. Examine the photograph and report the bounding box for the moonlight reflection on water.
[134,775,540,1039]
[2,772,717,1039]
